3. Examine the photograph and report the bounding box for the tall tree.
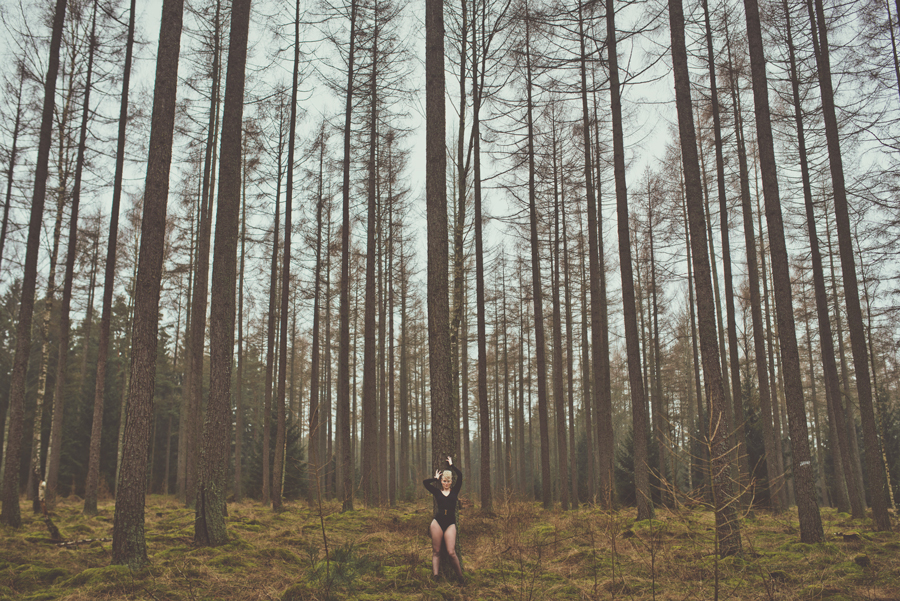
[781,0,862,517]
[361,0,380,506]
[700,0,748,492]
[181,0,223,507]
[669,0,741,556]
[472,0,492,513]
[806,0,892,531]
[742,0,824,542]
[426,0,453,480]
[274,0,302,512]
[520,1,553,509]
[578,0,613,508]
[111,0,184,566]
[46,0,99,506]
[608,0,651,520]
[722,20,780,512]
[194,0,252,545]
[338,0,359,512]
[0,0,68,528]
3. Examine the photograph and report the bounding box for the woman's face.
[441,475,452,490]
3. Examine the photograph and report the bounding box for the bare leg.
[443,524,464,580]
[429,519,443,576]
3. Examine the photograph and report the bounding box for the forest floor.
[1,493,899,600]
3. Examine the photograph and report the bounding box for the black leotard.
[423,464,462,531]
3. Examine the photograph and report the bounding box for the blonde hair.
[441,470,453,481]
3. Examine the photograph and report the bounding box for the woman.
[423,455,464,582]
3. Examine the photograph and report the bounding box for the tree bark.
[182,0,222,508]
[608,0,651,520]
[338,0,359,514]
[46,0,99,506]
[781,0,861,517]
[111,0,184,566]
[806,0,892,531]
[426,0,453,491]
[472,0,492,512]
[1,0,68,529]
[742,0,824,542]
[194,0,252,546]
[669,0,741,555]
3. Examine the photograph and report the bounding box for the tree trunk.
[523,6,553,510]
[701,0,748,495]
[425,0,453,508]
[46,0,99,506]
[182,0,222,508]
[0,0,68,529]
[806,0,892,531]
[550,122,569,510]
[235,143,247,503]
[608,0,651,520]
[669,0,741,555]
[472,0,492,513]
[579,0,613,509]
[194,0,251,546]
[781,0,861,517]
[84,0,135,516]
[338,0,359,514]
[111,0,184,566]
[273,0,300,512]
[742,0,824,542]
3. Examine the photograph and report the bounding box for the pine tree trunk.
[84,0,135,516]
[273,0,300,512]
[608,0,651,520]
[235,151,247,502]
[111,0,184,566]
[550,124,569,510]
[579,0,613,509]
[425,0,453,513]
[523,6,553,510]
[472,0,492,512]
[0,0,68,529]
[781,0,860,517]
[338,0,359,514]
[701,0,748,495]
[669,0,741,555]
[806,0,892,531]
[46,0,99,506]
[194,0,251,546]
[742,0,824,542]
[182,0,222,508]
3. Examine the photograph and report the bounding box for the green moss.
[632,519,667,532]
[259,547,301,564]
[281,582,313,600]
[209,553,253,572]
[12,566,68,587]
[61,564,132,588]
[21,593,58,601]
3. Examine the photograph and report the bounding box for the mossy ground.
[1,494,898,600]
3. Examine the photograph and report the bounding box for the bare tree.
[194,0,252,545]
[0,0,68,529]
[111,0,185,566]
[742,0,824,542]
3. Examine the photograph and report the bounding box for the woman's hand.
[435,470,441,480]
[447,456,452,466]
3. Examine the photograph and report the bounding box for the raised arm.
[450,463,462,492]
[423,468,441,494]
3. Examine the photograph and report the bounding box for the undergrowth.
[0,494,897,600]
